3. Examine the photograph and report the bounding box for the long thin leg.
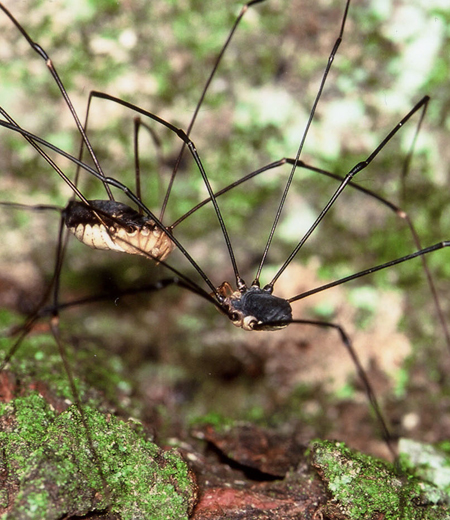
[0,215,112,505]
[0,211,109,489]
[159,0,266,221]
[35,276,217,320]
[4,111,447,359]
[288,242,450,304]
[86,91,245,289]
[267,96,431,289]
[0,119,221,294]
[254,0,351,281]
[255,317,397,460]
[0,214,67,368]
[49,315,110,503]
[0,2,111,198]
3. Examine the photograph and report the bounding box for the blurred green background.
[0,0,449,453]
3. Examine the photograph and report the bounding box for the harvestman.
[0,0,449,497]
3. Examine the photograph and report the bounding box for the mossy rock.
[0,393,196,520]
[311,439,450,520]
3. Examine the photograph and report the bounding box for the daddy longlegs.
[0,0,449,516]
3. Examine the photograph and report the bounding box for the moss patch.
[311,439,450,519]
[0,394,196,519]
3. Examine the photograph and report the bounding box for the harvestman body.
[66,197,293,329]
[64,198,293,330]
[0,1,449,514]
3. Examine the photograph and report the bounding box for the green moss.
[190,411,236,431]
[399,438,450,500]
[311,440,450,520]
[0,310,195,519]
[0,394,196,519]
